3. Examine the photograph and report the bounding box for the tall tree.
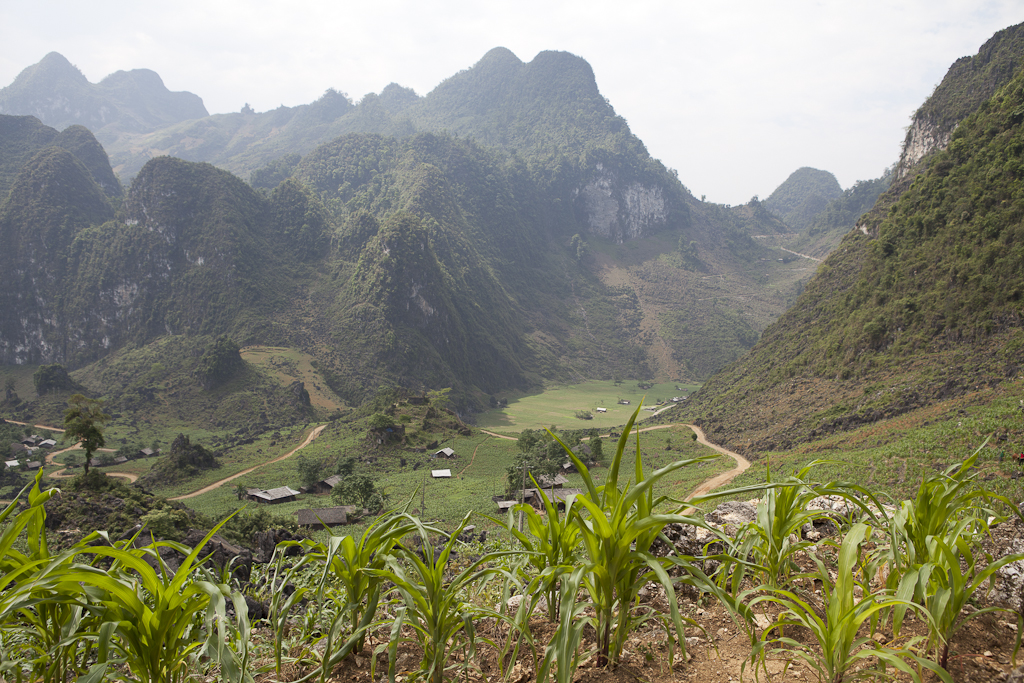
[62,394,109,478]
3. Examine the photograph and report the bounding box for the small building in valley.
[431,469,452,479]
[536,474,568,489]
[247,486,300,504]
[297,506,354,529]
[306,474,342,495]
[433,447,456,459]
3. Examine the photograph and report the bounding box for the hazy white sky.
[1,1,1021,204]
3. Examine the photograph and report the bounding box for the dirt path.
[479,430,517,440]
[170,425,326,500]
[4,420,64,433]
[457,437,488,477]
[480,422,750,501]
[681,423,750,505]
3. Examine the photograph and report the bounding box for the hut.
[431,469,452,479]
[306,474,342,495]
[433,447,456,459]
[247,486,300,504]
[536,474,568,489]
[297,507,351,529]
[518,487,583,511]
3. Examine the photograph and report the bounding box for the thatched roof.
[297,507,349,527]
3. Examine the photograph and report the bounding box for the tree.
[426,387,452,412]
[33,363,75,395]
[62,394,109,478]
[590,437,604,464]
[296,452,324,489]
[368,412,395,430]
[332,474,387,514]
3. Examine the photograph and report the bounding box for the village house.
[433,447,456,459]
[296,506,356,529]
[431,469,452,479]
[246,486,300,504]
[536,474,568,489]
[305,474,342,495]
[517,487,583,511]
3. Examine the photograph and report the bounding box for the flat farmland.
[476,380,700,433]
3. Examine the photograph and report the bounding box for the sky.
[1,1,1021,205]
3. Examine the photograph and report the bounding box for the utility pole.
[518,464,527,533]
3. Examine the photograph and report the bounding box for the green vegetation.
[6,401,1019,681]
[684,62,1024,454]
[62,394,109,477]
[763,167,843,233]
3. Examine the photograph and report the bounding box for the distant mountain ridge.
[0,52,207,138]
[4,29,1022,421]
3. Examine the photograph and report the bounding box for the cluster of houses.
[5,434,57,471]
[247,446,461,530]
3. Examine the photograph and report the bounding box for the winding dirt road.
[170,424,326,500]
[482,422,750,500]
[680,424,750,502]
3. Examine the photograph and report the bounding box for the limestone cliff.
[895,22,1024,181]
[574,162,669,242]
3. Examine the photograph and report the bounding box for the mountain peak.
[0,53,208,136]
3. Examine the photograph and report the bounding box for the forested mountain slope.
[682,66,1024,454]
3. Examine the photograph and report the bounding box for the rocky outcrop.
[574,162,669,243]
[894,117,955,181]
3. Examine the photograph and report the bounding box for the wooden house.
[536,474,568,489]
[297,507,353,529]
[247,486,300,504]
[518,487,583,511]
[306,474,342,495]
[433,447,456,459]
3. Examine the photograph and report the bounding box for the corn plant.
[894,532,1024,671]
[283,507,426,683]
[536,566,596,683]
[879,445,1015,588]
[748,523,951,683]
[57,516,245,683]
[731,461,884,590]
[0,473,102,683]
[367,513,528,683]
[555,403,743,668]
[484,480,580,622]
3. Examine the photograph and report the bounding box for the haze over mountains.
[1,23,1023,434]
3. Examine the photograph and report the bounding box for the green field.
[475,380,701,433]
[180,423,732,536]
